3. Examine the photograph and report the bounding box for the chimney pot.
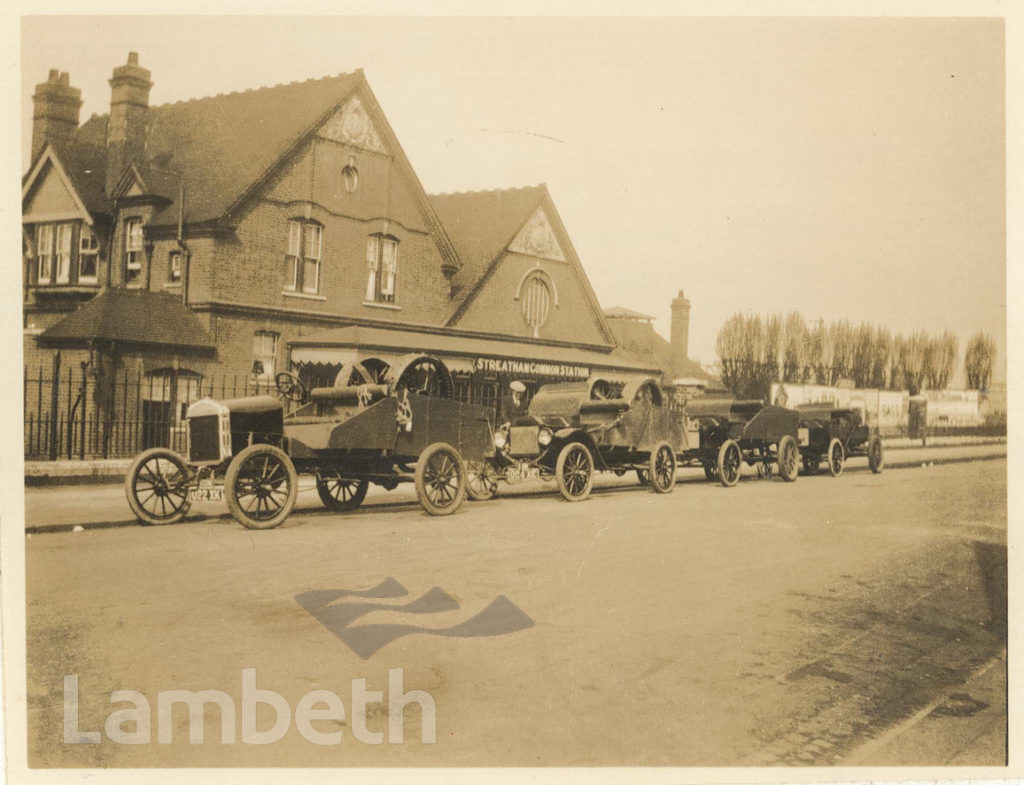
[105,53,153,196]
[31,67,82,160]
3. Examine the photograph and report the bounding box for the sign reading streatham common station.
[472,357,590,380]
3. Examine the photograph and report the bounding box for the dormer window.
[125,218,143,284]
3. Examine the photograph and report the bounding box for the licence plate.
[188,487,224,502]
[506,464,540,481]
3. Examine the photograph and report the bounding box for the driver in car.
[500,380,528,424]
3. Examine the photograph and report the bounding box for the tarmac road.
[24,456,1006,768]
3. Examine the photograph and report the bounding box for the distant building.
[604,290,712,392]
[23,53,662,455]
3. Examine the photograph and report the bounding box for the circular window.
[520,275,551,330]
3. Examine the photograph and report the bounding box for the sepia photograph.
[3,8,1016,782]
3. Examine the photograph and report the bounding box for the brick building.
[22,54,662,455]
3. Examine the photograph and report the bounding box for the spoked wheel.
[125,448,192,525]
[316,473,369,512]
[648,441,677,494]
[717,439,742,487]
[802,454,821,476]
[415,442,467,515]
[465,459,499,501]
[868,435,885,474]
[556,442,594,502]
[755,460,773,479]
[636,469,649,486]
[225,444,298,529]
[703,463,718,481]
[777,435,800,482]
[274,371,308,403]
[827,438,845,477]
[392,356,454,399]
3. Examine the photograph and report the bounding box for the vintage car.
[794,404,885,476]
[679,398,801,487]
[470,377,686,502]
[124,355,494,528]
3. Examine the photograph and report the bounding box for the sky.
[19,15,1007,382]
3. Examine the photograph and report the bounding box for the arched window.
[515,270,557,335]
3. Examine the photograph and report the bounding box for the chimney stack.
[31,68,82,161]
[670,289,691,377]
[106,52,153,196]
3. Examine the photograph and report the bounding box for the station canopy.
[289,324,660,381]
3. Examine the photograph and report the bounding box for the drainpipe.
[177,180,191,307]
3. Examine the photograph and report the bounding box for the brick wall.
[203,136,454,326]
[453,250,611,347]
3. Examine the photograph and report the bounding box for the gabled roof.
[54,69,463,272]
[604,306,656,321]
[71,71,361,225]
[607,317,710,382]
[429,184,547,304]
[429,184,615,344]
[39,288,214,351]
[22,143,103,221]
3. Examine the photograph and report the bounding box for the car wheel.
[316,473,368,512]
[225,444,298,529]
[777,435,800,482]
[717,440,742,487]
[827,438,845,477]
[556,442,594,502]
[868,435,885,474]
[125,447,192,525]
[465,459,499,501]
[415,442,467,515]
[648,441,677,494]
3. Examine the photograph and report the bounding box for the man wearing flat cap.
[500,380,528,424]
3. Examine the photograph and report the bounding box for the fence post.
[79,363,88,460]
[48,352,61,461]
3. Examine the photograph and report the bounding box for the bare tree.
[926,330,958,389]
[715,312,747,395]
[965,331,997,390]
[850,322,875,388]
[888,333,906,391]
[902,330,929,395]
[781,312,806,383]
[870,326,891,389]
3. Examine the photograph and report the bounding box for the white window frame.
[36,224,53,284]
[365,234,398,304]
[285,220,321,294]
[302,223,321,294]
[54,223,73,284]
[253,332,278,381]
[169,251,182,282]
[79,225,99,283]
[285,220,302,291]
[125,218,143,284]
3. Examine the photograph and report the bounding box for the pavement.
[22,436,1007,487]
[22,457,1007,767]
[22,440,1008,534]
